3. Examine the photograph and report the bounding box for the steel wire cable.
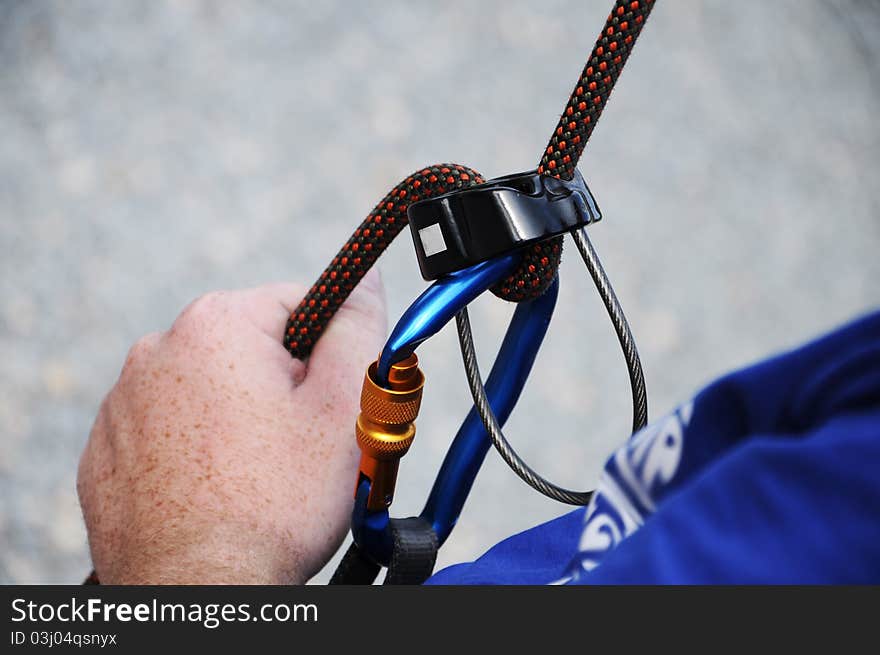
[455,227,647,506]
[451,0,656,504]
[571,227,647,435]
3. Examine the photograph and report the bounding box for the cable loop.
[455,227,647,506]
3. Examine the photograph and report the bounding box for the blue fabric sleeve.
[425,509,584,585]
[425,309,880,584]
[580,409,880,584]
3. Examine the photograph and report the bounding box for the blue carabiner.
[376,254,518,385]
[351,253,559,566]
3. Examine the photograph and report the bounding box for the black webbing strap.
[329,542,382,585]
[329,517,438,585]
[384,517,439,585]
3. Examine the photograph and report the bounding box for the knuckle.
[337,290,383,325]
[338,276,386,329]
[172,291,230,336]
[336,299,386,339]
[122,332,160,372]
[77,417,103,505]
[76,452,92,508]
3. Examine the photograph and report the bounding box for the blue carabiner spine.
[351,255,558,566]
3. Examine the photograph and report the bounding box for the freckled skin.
[77,270,387,584]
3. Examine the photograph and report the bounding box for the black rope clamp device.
[407,169,602,280]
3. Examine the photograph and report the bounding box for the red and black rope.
[84,0,656,587]
[538,0,655,181]
[284,0,655,360]
[283,165,485,358]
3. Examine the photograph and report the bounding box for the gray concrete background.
[1,0,878,584]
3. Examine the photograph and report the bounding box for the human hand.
[77,270,386,584]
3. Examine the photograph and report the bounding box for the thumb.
[302,267,388,403]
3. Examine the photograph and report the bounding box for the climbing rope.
[284,0,656,359]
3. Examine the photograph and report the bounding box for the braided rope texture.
[284,0,655,360]
[283,164,562,359]
[487,0,656,306]
[538,0,656,181]
[284,164,483,359]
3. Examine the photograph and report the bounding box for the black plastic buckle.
[406,169,601,280]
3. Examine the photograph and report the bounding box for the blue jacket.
[427,310,880,584]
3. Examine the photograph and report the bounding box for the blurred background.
[1,0,878,584]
